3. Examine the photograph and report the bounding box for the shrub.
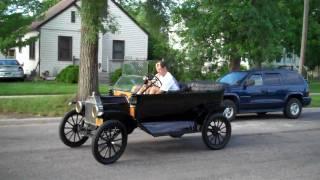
[110,68,122,84]
[56,65,79,83]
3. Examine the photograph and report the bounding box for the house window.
[58,36,72,61]
[112,40,125,60]
[71,11,76,23]
[29,41,35,60]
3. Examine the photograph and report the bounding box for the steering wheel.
[147,74,162,88]
[138,74,162,94]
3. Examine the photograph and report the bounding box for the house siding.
[15,31,40,75]
[103,0,148,72]
[16,0,148,76]
[40,28,81,76]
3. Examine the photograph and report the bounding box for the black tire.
[59,110,89,147]
[223,99,237,121]
[202,113,232,150]
[284,98,302,119]
[92,120,128,164]
[169,133,184,138]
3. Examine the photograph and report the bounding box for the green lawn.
[311,95,320,107]
[310,80,320,93]
[0,81,110,96]
[0,95,74,117]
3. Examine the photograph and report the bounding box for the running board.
[140,121,197,137]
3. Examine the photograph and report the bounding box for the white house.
[15,0,148,76]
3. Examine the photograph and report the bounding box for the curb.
[0,117,61,126]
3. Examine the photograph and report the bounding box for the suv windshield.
[218,72,248,85]
[113,61,148,92]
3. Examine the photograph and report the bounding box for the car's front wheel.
[284,98,302,119]
[59,110,89,147]
[202,113,231,150]
[92,120,128,164]
[223,99,237,121]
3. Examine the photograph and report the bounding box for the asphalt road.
[0,108,320,180]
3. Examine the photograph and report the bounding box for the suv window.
[283,72,304,85]
[248,74,263,86]
[264,73,281,85]
[218,72,248,85]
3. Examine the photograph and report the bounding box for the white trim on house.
[15,0,148,76]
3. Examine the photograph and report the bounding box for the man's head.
[155,60,168,76]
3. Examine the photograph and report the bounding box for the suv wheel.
[284,98,302,119]
[223,99,237,121]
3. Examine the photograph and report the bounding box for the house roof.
[30,0,149,35]
[30,0,77,30]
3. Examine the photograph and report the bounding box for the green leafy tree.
[0,0,42,56]
[174,0,289,71]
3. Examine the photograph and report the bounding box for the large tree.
[174,0,288,71]
[78,0,117,100]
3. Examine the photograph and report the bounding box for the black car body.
[59,62,232,164]
[217,69,311,121]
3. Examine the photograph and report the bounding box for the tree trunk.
[229,58,241,71]
[77,30,99,100]
[254,61,262,69]
[77,0,105,100]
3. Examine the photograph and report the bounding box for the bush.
[110,68,122,84]
[56,65,79,83]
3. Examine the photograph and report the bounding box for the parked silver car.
[0,59,24,80]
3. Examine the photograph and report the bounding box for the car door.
[239,73,269,110]
[262,72,286,109]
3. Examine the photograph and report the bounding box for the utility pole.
[299,0,310,75]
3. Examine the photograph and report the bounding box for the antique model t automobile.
[59,61,231,164]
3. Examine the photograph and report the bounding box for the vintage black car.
[59,62,231,164]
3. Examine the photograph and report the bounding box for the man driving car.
[137,60,180,94]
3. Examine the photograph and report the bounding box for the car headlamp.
[75,101,83,113]
[92,105,104,118]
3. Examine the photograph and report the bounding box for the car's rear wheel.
[59,110,88,147]
[202,113,231,150]
[223,99,237,121]
[92,120,127,164]
[284,98,302,119]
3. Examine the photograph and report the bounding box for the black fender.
[101,110,137,133]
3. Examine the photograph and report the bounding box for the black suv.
[217,69,311,121]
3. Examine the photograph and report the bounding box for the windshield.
[0,60,19,66]
[218,72,248,85]
[113,61,148,92]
